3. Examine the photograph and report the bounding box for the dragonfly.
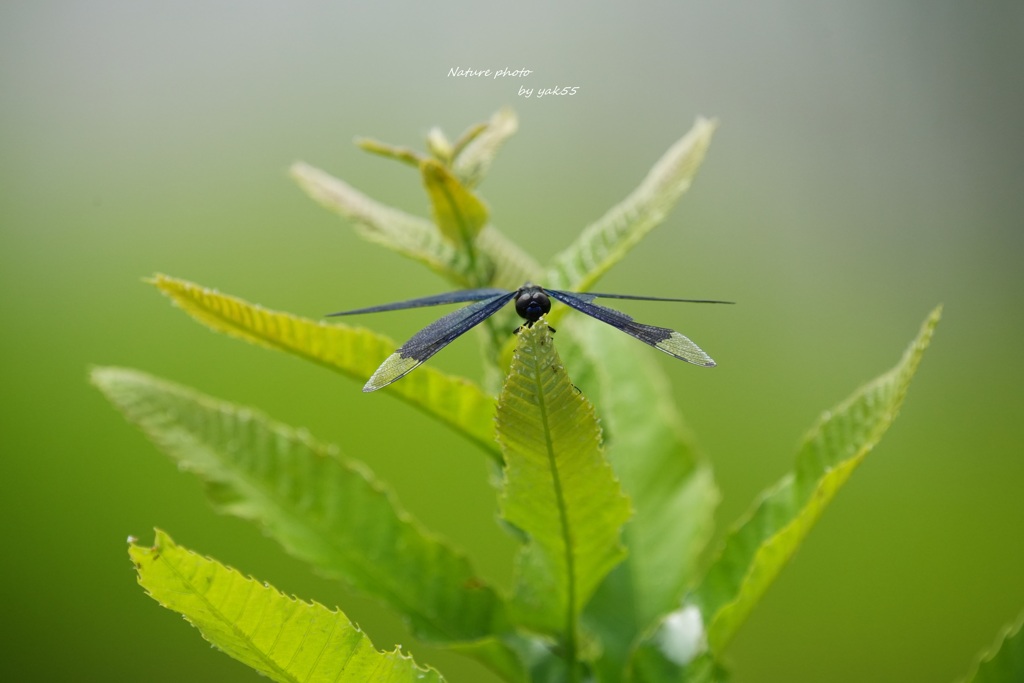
[328,283,732,392]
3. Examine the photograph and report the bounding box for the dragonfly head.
[514,285,551,323]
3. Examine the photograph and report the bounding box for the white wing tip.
[659,331,717,367]
[362,353,421,392]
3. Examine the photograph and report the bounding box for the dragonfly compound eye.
[514,288,551,322]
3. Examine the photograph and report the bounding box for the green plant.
[93,109,1022,682]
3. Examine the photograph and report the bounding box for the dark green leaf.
[97,368,516,667]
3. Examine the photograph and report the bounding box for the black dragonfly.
[328,283,732,392]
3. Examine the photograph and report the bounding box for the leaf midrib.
[529,342,578,679]
[152,538,300,683]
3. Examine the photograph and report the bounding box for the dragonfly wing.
[363,354,422,393]
[327,288,509,316]
[545,289,716,367]
[586,292,734,305]
[363,291,516,391]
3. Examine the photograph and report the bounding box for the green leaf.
[631,647,727,683]
[354,137,425,168]
[449,107,541,290]
[562,320,718,681]
[420,158,489,270]
[495,320,632,653]
[493,117,718,366]
[351,108,517,188]
[130,529,446,683]
[962,611,1024,683]
[290,161,472,285]
[290,161,541,290]
[629,605,733,682]
[543,117,718,297]
[452,107,519,188]
[148,273,500,459]
[95,368,514,658]
[687,305,942,655]
[474,225,544,292]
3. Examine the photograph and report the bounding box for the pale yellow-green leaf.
[543,117,718,310]
[452,107,519,188]
[290,161,540,290]
[149,273,499,457]
[290,161,472,285]
[130,529,445,683]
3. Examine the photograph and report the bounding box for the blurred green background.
[2,3,1022,682]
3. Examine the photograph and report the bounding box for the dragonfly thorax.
[514,285,551,323]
